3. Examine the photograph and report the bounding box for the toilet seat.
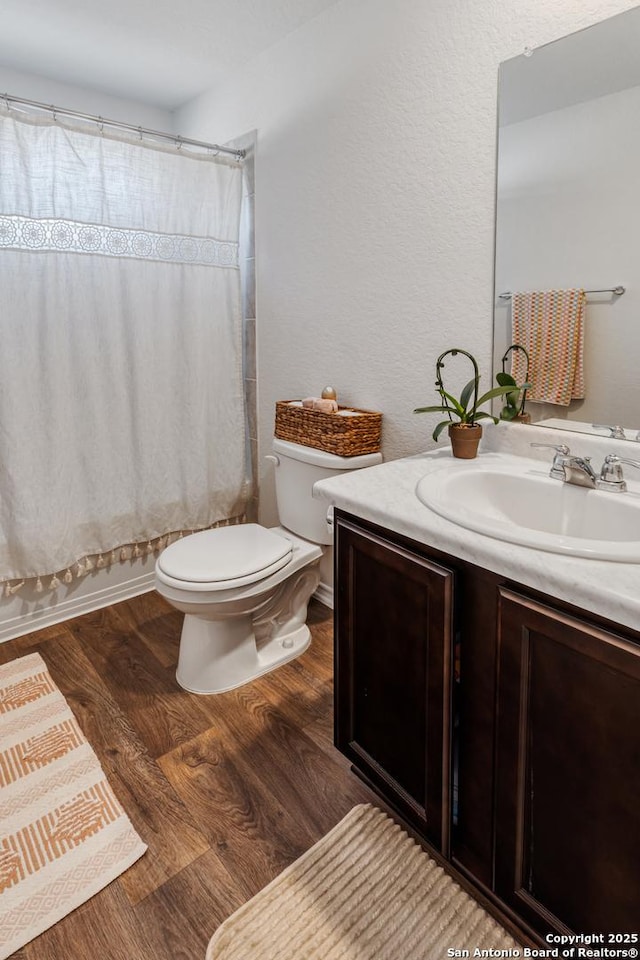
[156,523,293,591]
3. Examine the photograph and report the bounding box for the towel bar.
[498,286,625,300]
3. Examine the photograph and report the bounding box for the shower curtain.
[0,107,248,592]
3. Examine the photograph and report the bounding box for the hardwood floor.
[0,594,373,960]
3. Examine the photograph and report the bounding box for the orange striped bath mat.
[0,652,147,958]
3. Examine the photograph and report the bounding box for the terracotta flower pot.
[448,423,482,459]
[513,412,531,423]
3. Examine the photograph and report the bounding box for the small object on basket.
[275,400,382,457]
[314,398,338,413]
[321,386,337,401]
[302,396,338,413]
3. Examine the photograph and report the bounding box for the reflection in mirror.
[493,6,640,441]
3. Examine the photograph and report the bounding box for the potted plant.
[414,348,521,459]
[496,344,531,423]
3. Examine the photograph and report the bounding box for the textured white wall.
[0,64,174,130]
[495,84,640,426]
[176,0,638,525]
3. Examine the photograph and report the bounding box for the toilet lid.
[157,524,293,583]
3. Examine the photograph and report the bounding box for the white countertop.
[313,421,640,633]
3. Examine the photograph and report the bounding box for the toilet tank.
[271,438,382,544]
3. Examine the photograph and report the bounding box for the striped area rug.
[207,804,520,960]
[0,652,146,958]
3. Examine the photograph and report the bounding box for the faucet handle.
[592,424,627,439]
[597,454,640,492]
[617,456,640,470]
[530,442,570,480]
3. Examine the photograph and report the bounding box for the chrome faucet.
[531,443,640,492]
[592,423,627,440]
[530,443,598,487]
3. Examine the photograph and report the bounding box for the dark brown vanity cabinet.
[334,512,453,851]
[495,588,640,935]
[334,510,640,939]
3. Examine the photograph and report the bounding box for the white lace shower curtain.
[0,107,248,591]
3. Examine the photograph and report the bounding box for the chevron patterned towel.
[512,289,585,405]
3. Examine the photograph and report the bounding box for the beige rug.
[207,803,520,960]
[0,652,146,958]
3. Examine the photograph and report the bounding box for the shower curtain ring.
[97,116,104,134]
[51,104,57,122]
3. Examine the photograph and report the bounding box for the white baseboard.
[0,571,156,644]
[0,568,332,645]
[313,581,334,610]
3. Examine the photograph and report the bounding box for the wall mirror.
[493,5,640,442]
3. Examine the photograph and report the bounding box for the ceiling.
[0,0,343,111]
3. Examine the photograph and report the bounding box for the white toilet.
[155,437,381,694]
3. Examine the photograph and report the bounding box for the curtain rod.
[499,286,625,300]
[1,92,245,160]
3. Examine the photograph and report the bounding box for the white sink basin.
[416,455,640,561]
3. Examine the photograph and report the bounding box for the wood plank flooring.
[0,594,373,960]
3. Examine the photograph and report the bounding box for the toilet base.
[157,534,322,696]
[176,614,311,695]
[176,616,311,696]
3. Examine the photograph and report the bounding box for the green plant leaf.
[500,405,518,420]
[432,419,451,441]
[473,411,499,424]
[459,376,479,412]
[438,389,465,416]
[496,371,517,387]
[476,384,522,406]
[414,404,459,415]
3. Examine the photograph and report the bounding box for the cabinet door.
[495,588,640,934]
[334,515,453,851]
